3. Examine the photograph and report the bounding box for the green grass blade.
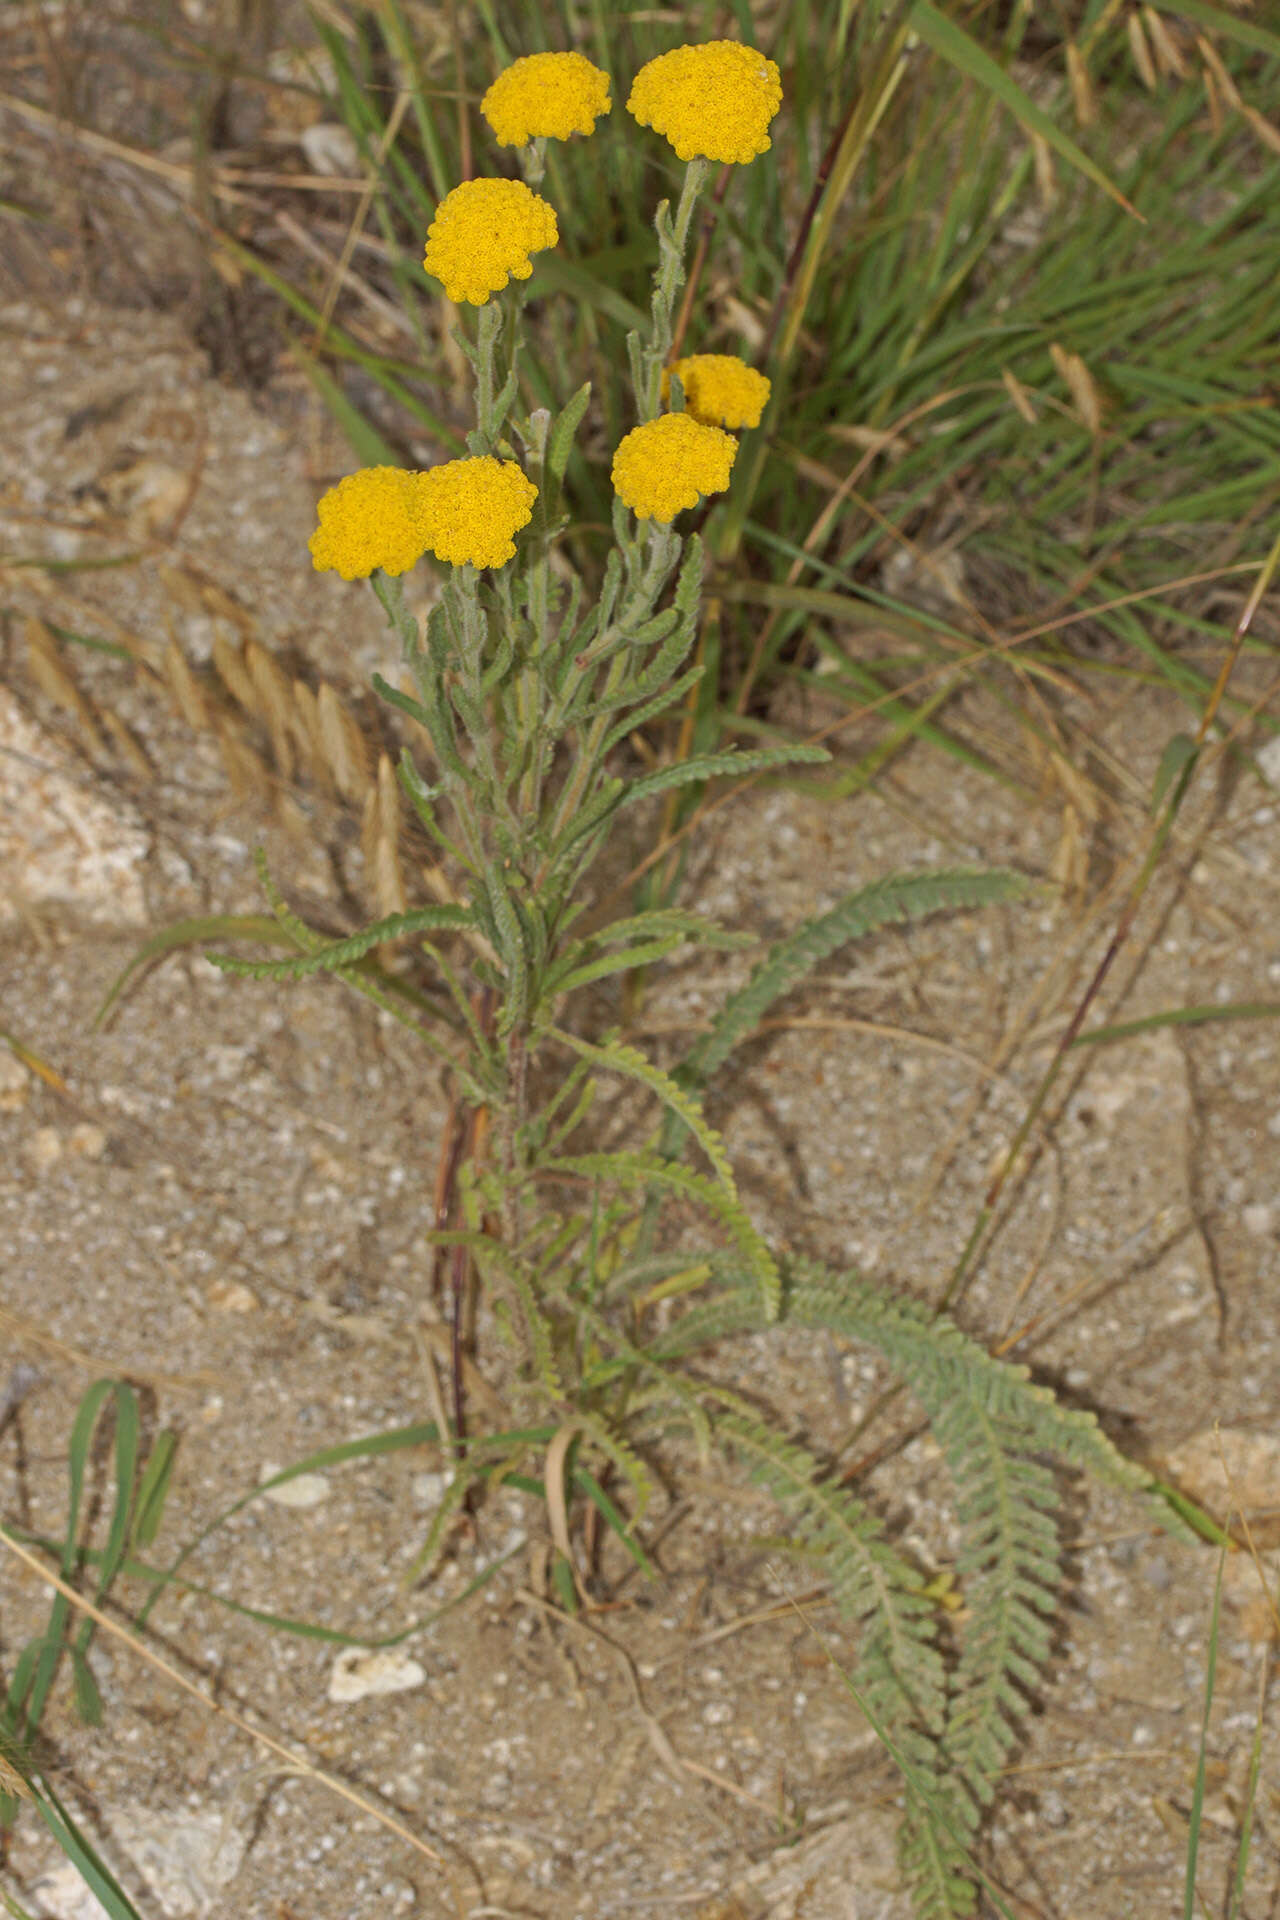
[909,1,1137,216]
[1185,1548,1227,1920]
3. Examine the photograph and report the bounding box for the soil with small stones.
[2,297,1280,1920]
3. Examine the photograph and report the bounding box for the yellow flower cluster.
[308,467,431,581]
[309,459,537,578]
[423,178,558,306]
[627,41,782,165]
[481,50,611,147]
[417,456,538,569]
[664,354,771,430]
[610,413,737,524]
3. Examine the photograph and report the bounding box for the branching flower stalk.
[203,42,1188,1920]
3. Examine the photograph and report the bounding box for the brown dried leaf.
[1001,366,1039,427]
[25,616,106,755]
[1242,103,1280,157]
[1143,5,1188,78]
[1049,342,1103,435]
[290,678,329,785]
[1066,42,1096,126]
[1196,34,1242,111]
[215,718,270,804]
[1127,10,1159,91]
[100,707,152,778]
[161,638,209,733]
[1030,131,1057,211]
[317,681,371,803]
[246,639,296,781]
[211,631,258,716]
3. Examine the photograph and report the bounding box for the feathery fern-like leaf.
[205,904,474,980]
[680,867,1032,1094]
[713,1406,949,1762]
[618,743,829,812]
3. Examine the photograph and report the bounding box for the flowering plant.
[203,43,1172,1920]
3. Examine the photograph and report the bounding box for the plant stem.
[474,300,503,444]
[637,157,710,420]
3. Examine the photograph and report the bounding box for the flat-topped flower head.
[482,51,611,147]
[417,456,537,569]
[423,178,558,306]
[627,41,782,165]
[309,466,432,581]
[664,354,772,430]
[611,413,737,524]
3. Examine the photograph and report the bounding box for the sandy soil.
[2,298,1280,1920]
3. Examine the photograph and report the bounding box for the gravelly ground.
[2,299,1279,1920]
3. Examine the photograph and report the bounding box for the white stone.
[0,688,148,925]
[24,1126,63,1171]
[328,1647,427,1703]
[1242,1203,1273,1237]
[259,1467,329,1508]
[29,1861,113,1920]
[300,122,360,177]
[107,1805,246,1917]
[0,1048,31,1111]
[1256,733,1280,785]
[410,1469,453,1510]
[207,1279,259,1314]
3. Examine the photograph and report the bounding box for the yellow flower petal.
[481,51,611,147]
[417,456,538,570]
[664,354,772,430]
[627,41,782,165]
[423,178,558,307]
[611,413,738,524]
[308,467,431,581]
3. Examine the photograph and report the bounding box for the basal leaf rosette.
[611,413,738,524]
[627,41,782,165]
[664,354,772,430]
[309,467,432,581]
[417,456,538,569]
[423,178,558,306]
[482,51,611,147]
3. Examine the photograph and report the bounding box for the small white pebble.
[260,1467,329,1508]
[67,1121,106,1160]
[25,1125,63,1170]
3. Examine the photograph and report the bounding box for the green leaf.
[1151,731,1198,812]
[205,904,474,980]
[93,915,290,1029]
[619,743,830,811]
[1071,1002,1280,1048]
[548,381,592,487]
[70,1649,103,1728]
[129,1432,178,1552]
